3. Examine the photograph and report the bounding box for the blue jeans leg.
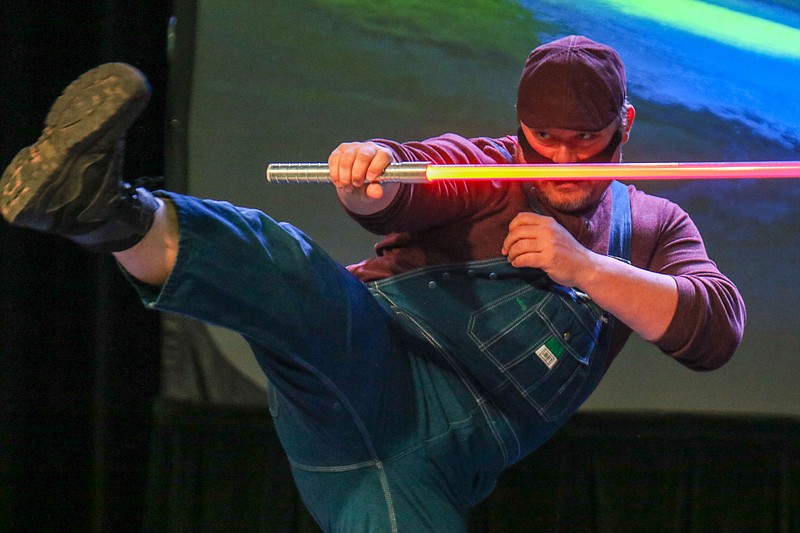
[128,194,502,531]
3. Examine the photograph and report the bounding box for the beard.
[531,180,611,216]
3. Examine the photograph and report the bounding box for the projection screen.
[161,0,800,416]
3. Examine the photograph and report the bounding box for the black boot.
[0,63,160,253]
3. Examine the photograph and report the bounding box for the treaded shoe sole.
[0,63,150,226]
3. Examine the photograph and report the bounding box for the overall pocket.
[468,285,604,422]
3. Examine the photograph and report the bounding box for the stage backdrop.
[162,0,800,416]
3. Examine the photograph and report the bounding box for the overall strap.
[488,136,631,262]
[485,138,515,163]
[608,180,632,262]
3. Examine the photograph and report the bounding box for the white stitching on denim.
[380,413,476,464]
[288,458,379,472]
[373,286,518,466]
[288,459,399,532]
[376,461,399,533]
[401,311,519,465]
[466,285,543,350]
[464,282,606,421]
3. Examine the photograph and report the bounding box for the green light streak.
[600,0,800,60]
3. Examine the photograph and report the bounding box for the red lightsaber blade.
[266,161,800,183]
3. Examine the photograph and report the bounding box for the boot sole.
[0,63,151,223]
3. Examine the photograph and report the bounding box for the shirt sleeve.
[640,195,746,370]
[344,133,518,234]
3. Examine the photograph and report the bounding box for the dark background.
[0,2,169,531]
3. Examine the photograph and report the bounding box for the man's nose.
[550,144,579,164]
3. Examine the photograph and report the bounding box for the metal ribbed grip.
[266,162,429,183]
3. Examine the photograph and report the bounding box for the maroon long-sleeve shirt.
[344,133,745,371]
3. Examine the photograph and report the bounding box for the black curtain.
[145,400,800,533]
[0,2,171,531]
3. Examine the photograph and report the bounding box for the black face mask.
[517,127,623,164]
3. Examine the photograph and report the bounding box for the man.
[0,36,744,532]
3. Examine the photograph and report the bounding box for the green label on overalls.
[535,336,564,369]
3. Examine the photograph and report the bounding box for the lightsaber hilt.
[266,162,429,183]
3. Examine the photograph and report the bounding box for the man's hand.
[503,212,678,342]
[502,212,594,288]
[329,141,394,200]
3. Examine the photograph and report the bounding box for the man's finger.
[508,211,547,230]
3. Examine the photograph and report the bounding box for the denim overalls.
[138,181,631,532]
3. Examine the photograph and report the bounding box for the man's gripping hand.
[329,141,394,200]
[501,212,595,289]
[503,211,679,342]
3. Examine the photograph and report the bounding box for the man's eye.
[535,131,551,140]
[576,133,594,141]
